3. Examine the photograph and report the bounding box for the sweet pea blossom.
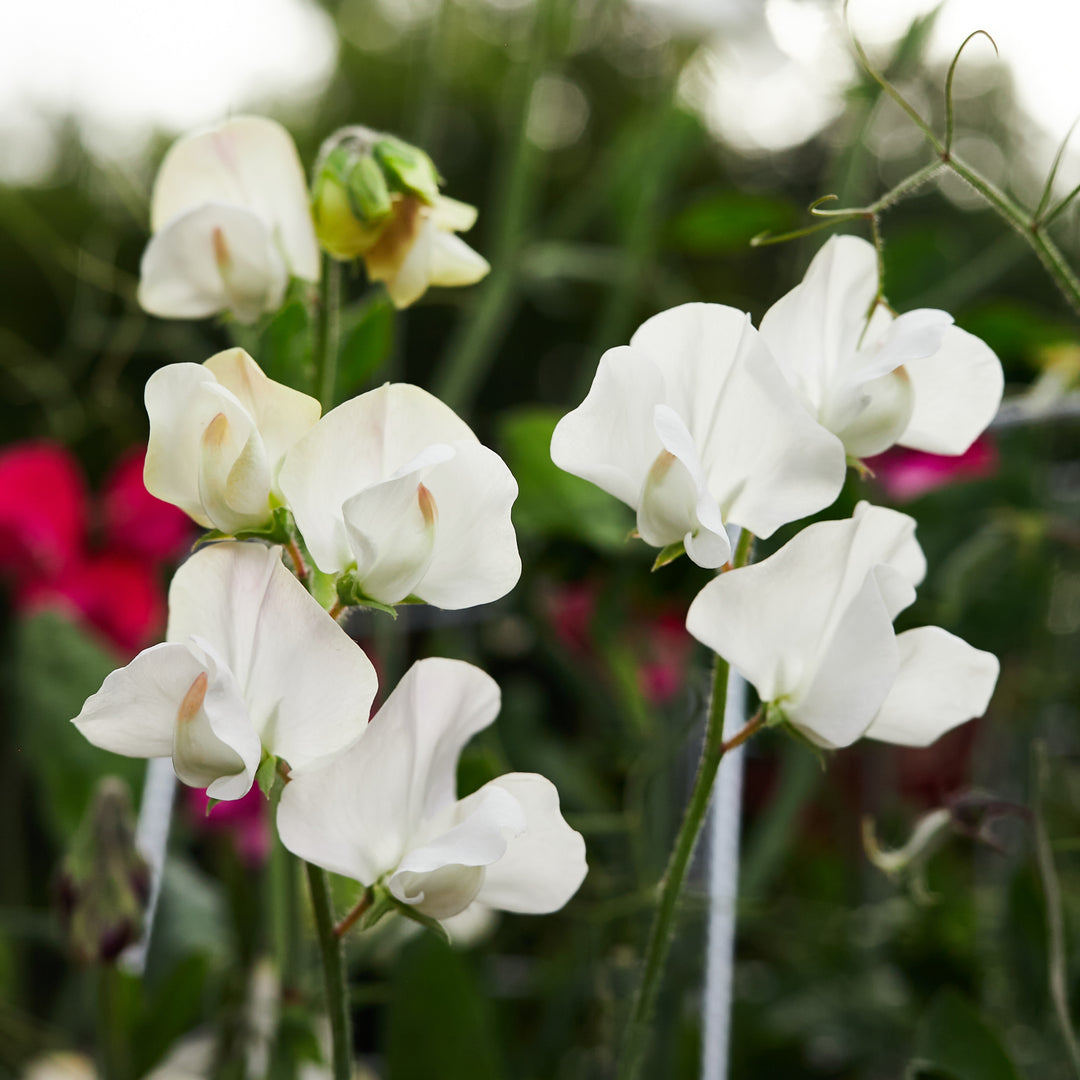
[278,383,520,608]
[363,195,490,309]
[277,658,587,924]
[686,503,999,749]
[73,542,377,800]
[759,235,1004,459]
[550,303,848,568]
[139,116,320,323]
[144,348,321,535]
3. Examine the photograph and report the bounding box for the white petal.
[787,566,900,748]
[431,195,478,232]
[474,773,587,914]
[629,304,847,537]
[427,229,490,288]
[202,348,321,485]
[865,626,999,747]
[686,505,921,708]
[382,218,436,308]
[150,115,320,282]
[277,658,501,884]
[389,784,526,920]
[833,368,914,459]
[144,362,272,534]
[636,405,729,567]
[759,235,879,416]
[166,542,377,771]
[170,645,261,800]
[860,308,953,382]
[139,203,288,323]
[412,442,522,609]
[899,326,1005,455]
[342,464,442,605]
[72,642,207,759]
[279,383,476,574]
[550,345,666,508]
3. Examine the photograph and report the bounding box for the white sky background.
[0,0,1077,191]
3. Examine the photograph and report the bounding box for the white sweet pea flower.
[686,502,999,749]
[73,543,377,800]
[144,347,320,535]
[139,116,321,323]
[278,383,520,609]
[277,658,587,924]
[549,303,848,568]
[759,235,1004,458]
[364,195,490,309]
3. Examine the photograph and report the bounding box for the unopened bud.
[312,127,441,261]
[55,778,150,964]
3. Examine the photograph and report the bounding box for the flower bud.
[55,778,151,964]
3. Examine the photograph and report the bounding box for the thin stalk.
[305,862,352,1080]
[334,888,374,939]
[619,539,757,1079]
[313,257,342,411]
[1033,741,1080,1078]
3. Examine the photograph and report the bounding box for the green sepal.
[373,136,441,203]
[388,895,451,944]
[256,750,284,800]
[848,455,875,479]
[205,797,220,817]
[193,507,293,549]
[652,541,686,570]
[358,887,395,934]
[347,154,394,225]
[335,573,399,618]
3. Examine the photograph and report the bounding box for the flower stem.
[334,887,374,939]
[618,532,757,1079]
[314,256,342,412]
[305,862,352,1080]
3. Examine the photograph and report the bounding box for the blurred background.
[1,0,1079,1077]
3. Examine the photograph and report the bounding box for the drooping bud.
[55,778,151,964]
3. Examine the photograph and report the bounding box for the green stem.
[98,964,130,1080]
[305,862,352,1080]
[619,536,757,1079]
[1033,741,1080,1079]
[314,256,342,411]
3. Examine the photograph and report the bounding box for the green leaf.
[906,989,1023,1080]
[336,293,395,400]
[651,541,685,570]
[249,292,312,389]
[498,407,633,552]
[387,935,503,1080]
[668,190,798,254]
[11,611,144,839]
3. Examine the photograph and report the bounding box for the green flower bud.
[55,778,150,964]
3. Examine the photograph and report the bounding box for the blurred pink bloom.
[0,443,86,578]
[184,785,271,866]
[638,612,693,705]
[867,436,998,502]
[0,440,192,656]
[101,446,192,561]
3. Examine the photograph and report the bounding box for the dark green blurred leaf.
[132,954,211,1076]
[12,611,143,839]
[907,989,1022,1080]
[337,293,395,400]
[667,191,797,255]
[960,301,1076,371]
[387,935,503,1080]
[250,296,312,389]
[498,407,632,552]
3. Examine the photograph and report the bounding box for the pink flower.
[0,440,192,656]
[867,436,998,502]
[184,785,271,867]
[637,612,693,705]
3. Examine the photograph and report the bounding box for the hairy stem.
[306,863,352,1080]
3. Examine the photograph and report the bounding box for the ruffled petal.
[166,542,376,771]
[427,228,490,288]
[72,642,206,759]
[630,304,847,537]
[550,345,666,509]
[389,784,526,920]
[277,658,501,884]
[899,326,1004,455]
[138,203,288,323]
[150,115,320,282]
[474,773,588,914]
[279,384,476,574]
[202,348,320,484]
[864,626,999,746]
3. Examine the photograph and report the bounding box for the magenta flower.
[867,436,998,503]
